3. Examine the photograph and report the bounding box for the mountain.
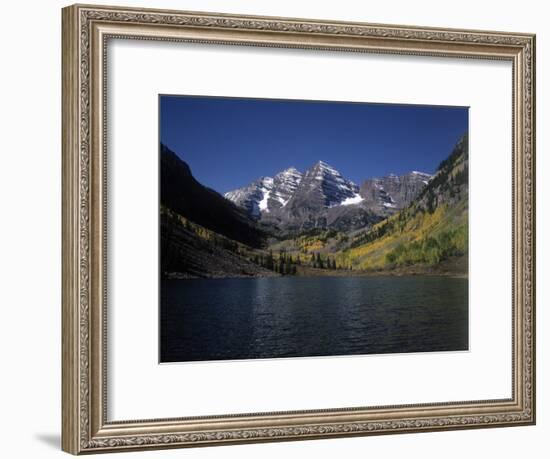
[226,160,431,234]
[160,144,265,248]
[223,167,303,217]
[359,171,433,213]
[159,134,466,278]
[282,161,359,211]
[225,161,359,218]
[266,167,303,211]
[224,176,274,218]
[336,134,468,271]
[266,161,367,233]
[161,209,277,278]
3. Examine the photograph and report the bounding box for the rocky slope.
[224,168,303,216]
[266,167,303,211]
[223,176,274,218]
[360,171,432,213]
[161,208,277,278]
[279,161,359,212]
[226,160,431,234]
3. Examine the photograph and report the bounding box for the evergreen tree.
[316,253,323,269]
[266,250,274,271]
[285,257,292,275]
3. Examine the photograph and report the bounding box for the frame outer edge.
[62,4,82,455]
[62,3,536,453]
[528,33,536,425]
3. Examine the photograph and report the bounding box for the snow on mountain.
[224,176,274,217]
[226,160,359,218]
[274,161,372,232]
[258,188,271,212]
[224,168,302,217]
[267,167,303,211]
[300,160,359,207]
[225,160,431,226]
[340,193,364,206]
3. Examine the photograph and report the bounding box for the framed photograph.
[62,4,536,454]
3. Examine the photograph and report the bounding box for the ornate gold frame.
[62,4,536,454]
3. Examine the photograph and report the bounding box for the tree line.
[252,249,341,275]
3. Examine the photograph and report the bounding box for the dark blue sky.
[160,95,468,194]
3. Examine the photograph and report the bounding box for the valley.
[160,133,468,279]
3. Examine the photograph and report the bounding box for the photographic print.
[159,95,469,363]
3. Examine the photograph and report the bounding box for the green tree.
[279,258,285,274]
[266,250,274,271]
[285,257,292,275]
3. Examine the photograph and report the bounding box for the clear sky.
[160,95,468,194]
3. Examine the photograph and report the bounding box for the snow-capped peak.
[224,162,433,218]
[224,176,273,217]
[314,160,340,175]
[301,160,359,207]
[279,166,300,175]
[225,167,302,216]
[269,167,303,209]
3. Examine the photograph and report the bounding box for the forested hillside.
[336,134,468,271]
[160,134,468,278]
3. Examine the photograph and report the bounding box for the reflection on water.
[160,276,468,363]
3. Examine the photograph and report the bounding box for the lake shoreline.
[164,269,468,280]
[165,255,467,280]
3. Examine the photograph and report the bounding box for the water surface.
[160,276,468,362]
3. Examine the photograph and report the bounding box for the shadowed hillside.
[160,144,265,248]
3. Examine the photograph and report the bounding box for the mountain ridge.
[336,133,468,270]
[160,133,467,278]
[225,160,432,233]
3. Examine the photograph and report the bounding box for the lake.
[160,276,468,363]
